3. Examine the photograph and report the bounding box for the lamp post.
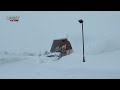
[78,19,85,62]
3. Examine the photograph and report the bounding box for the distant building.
[50,38,73,56]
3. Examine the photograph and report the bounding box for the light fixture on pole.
[78,19,85,62]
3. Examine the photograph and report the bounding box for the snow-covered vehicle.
[46,52,61,59]
[39,52,62,63]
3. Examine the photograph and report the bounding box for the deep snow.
[0,11,120,79]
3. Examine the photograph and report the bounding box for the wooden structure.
[50,38,73,55]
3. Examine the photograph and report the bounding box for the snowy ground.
[0,50,120,79]
[0,11,120,79]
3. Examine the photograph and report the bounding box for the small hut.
[50,38,73,56]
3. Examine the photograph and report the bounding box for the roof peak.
[54,38,68,41]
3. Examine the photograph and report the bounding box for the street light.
[78,19,85,62]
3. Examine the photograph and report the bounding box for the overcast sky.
[0,11,120,53]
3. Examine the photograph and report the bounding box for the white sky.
[0,11,120,53]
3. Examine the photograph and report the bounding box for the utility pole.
[78,19,85,62]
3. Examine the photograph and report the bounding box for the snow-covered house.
[50,38,73,55]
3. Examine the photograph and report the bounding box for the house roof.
[50,38,72,53]
[54,38,68,41]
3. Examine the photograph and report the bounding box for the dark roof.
[50,38,72,53]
